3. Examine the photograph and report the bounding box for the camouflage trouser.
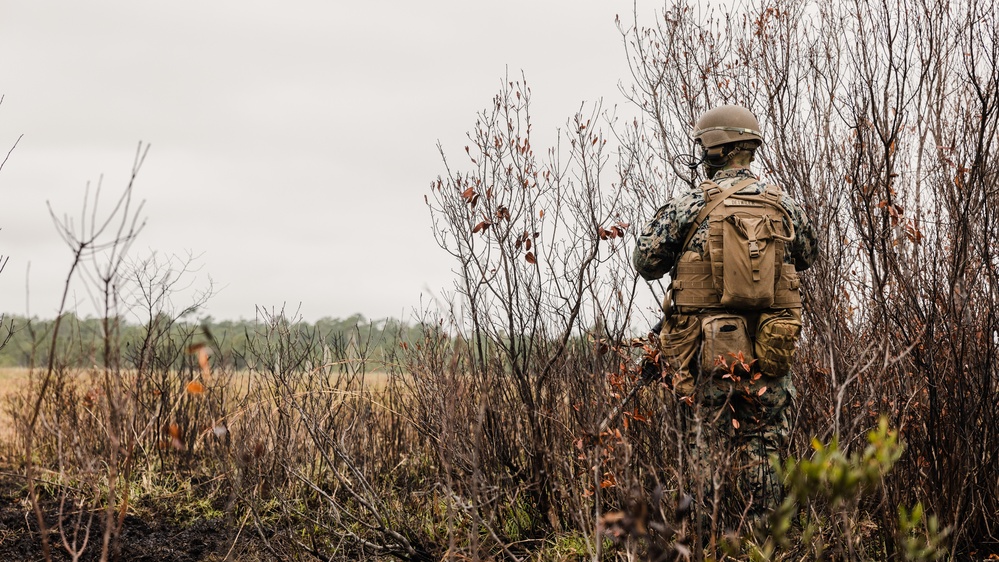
[660,308,800,530]
[681,376,793,528]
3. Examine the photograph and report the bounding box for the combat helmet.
[692,105,763,149]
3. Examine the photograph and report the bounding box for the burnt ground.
[0,467,273,562]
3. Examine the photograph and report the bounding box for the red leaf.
[525,252,537,264]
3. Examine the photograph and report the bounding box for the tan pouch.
[754,309,802,377]
[721,215,778,308]
[659,314,701,395]
[700,314,755,377]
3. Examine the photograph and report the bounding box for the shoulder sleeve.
[780,194,819,271]
[633,191,703,280]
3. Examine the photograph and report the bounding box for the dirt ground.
[0,468,272,562]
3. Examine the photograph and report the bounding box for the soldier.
[633,105,818,528]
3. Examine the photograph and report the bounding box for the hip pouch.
[659,314,701,390]
[754,309,802,378]
[700,314,755,378]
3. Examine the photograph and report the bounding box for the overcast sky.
[0,1,662,323]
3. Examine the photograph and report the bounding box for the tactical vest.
[671,177,802,310]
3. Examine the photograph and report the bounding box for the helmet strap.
[700,142,758,178]
[701,146,728,178]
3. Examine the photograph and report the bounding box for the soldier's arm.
[782,196,819,271]
[633,205,681,281]
[634,191,706,281]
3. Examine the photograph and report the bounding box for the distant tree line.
[0,312,418,370]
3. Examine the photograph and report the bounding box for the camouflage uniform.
[634,168,818,278]
[634,167,818,526]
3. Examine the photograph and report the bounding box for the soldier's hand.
[640,356,664,382]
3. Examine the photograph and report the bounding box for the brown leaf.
[525,252,537,264]
[197,348,211,380]
[472,220,492,234]
[186,380,205,395]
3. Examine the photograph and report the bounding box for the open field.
[0,367,29,445]
[0,364,398,561]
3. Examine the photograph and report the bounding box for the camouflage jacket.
[633,167,819,281]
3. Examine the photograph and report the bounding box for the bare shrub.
[4,1,996,560]
[9,145,227,562]
[617,0,999,557]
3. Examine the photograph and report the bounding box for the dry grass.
[0,367,29,443]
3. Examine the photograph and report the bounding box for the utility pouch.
[754,309,802,378]
[716,214,779,308]
[700,314,755,378]
[659,314,701,395]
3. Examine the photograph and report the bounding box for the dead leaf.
[525,252,537,264]
[197,348,211,380]
[186,380,205,395]
[166,423,184,450]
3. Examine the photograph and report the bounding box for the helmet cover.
[692,105,764,148]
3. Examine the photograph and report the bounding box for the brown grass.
[0,367,29,443]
